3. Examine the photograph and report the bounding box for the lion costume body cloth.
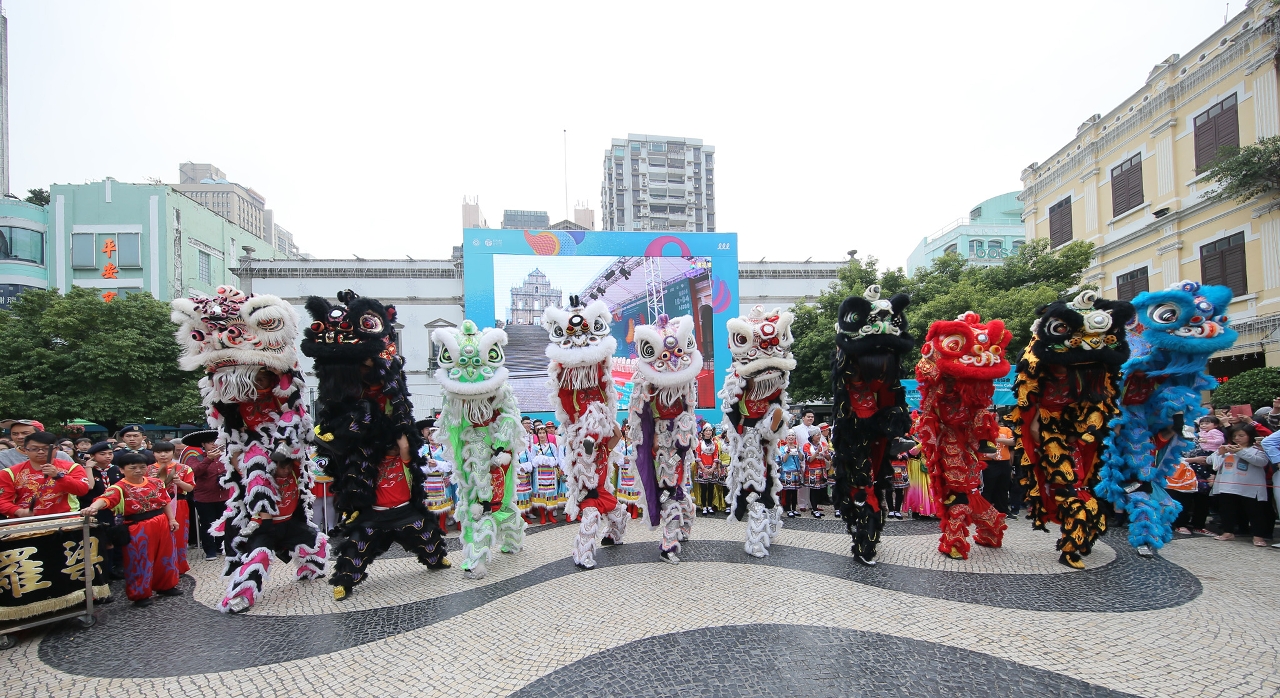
[1097,281,1237,554]
[171,285,327,613]
[719,305,795,558]
[543,296,629,570]
[433,320,526,579]
[913,312,1011,560]
[302,290,450,600]
[624,314,701,563]
[830,285,912,565]
[1011,290,1133,569]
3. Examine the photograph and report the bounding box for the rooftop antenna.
[563,129,569,222]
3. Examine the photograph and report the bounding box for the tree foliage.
[0,288,204,434]
[1211,367,1280,410]
[788,239,1095,403]
[23,188,49,207]
[1203,136,1280,204]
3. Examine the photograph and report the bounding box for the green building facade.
[47,179,280,302]
[0,197,49,309]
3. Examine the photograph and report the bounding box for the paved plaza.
[9,512,1280,697]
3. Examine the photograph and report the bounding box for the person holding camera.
[1210,424,1273,547]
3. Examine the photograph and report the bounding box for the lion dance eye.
[639,342,656,359]
[1046,318,1070,336]
[440,349,452,364]
[732,333,749,347]
[359,313,384,333]
[1150,303,1180,325]
[940,334,965,353]
[488,347,501,362]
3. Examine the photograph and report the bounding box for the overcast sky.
[6,0,1236,269]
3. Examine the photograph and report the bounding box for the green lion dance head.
[433,320,509,396]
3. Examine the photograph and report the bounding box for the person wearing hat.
[113,425,156,467]
[0,419,76,468]
[182,430,230,561]
[180,427,227,558]
[0,431,92,519]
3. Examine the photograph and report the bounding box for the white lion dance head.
[633,314,702,389]
[171,285,301,404]
[543,295,617,368]
[726,305,796,379]
[434,317,512,432]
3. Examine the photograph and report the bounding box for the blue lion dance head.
[1129,280,1237,357]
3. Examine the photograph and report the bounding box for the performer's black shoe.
[156,587,183,597]
[660,550,680,565]
[574,561,595,570]
[853,552,877,566]
[95,594,114,605]
[1058,551,1085,570]
[333,585,352,602]
[133,597,154,608]
[600,536,616,546]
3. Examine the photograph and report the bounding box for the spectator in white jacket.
[1210,425,1274,547]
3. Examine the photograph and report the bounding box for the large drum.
[0,513,107,628]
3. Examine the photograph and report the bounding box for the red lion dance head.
[918,311,1012,383]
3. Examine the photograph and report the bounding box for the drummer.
[0,431,91,519]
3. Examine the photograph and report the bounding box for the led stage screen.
[462,229,739,421]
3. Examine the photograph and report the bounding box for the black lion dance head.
[302,290,401,404]
[1028,290,1134,370]
[834,285,913,381]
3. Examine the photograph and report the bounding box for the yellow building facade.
[1020,1,1280,377]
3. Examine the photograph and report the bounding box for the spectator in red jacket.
[183,430,230,561]
[0,431,91,518]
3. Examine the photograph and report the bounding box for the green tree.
[1211,367,1280,410]
[1202,136,1280,203]
[23,188,49,206]
[787,239,1095,403]
[0,288,204,434]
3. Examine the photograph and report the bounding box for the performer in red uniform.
[147,441,196,574]
[85,452,181,606]
[0,431,90,518]
[914,312,1011,560]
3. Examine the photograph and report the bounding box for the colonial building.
[907,192,1026,276]
[508,268,562,325]
[1020,1,1280,375]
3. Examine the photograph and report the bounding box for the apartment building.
[601,134,715,232]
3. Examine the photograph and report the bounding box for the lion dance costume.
[171,285,327,613]
[1011,291,1133,569]
[624,314,701,564]
[433,319,526,579]
[830,285,912,566]
[914,312,1011,559]
[1098,280,1237,557]
[543,296,629,570]
[302,291,450,601]
[720,305,795,558]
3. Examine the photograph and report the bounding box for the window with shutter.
[1048,197,1073,248]
[1194,94,1240,173]
[1199,232,1247,296]
[1111,154,1144,218]
[1115,267,1149,301]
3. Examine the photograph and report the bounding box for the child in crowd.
[1197,416,1225,453]
[888,437,912,519]
[84,453,182,607]
[150,441,195,574]
[777,432,804,517]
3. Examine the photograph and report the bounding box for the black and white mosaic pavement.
[513,624,1138,698]
[7,511,1279,697]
